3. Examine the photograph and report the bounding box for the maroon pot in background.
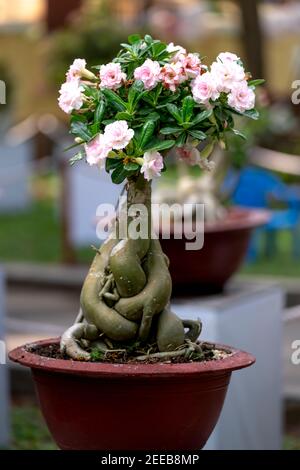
[160,207,269,296]
[9,339,255,451]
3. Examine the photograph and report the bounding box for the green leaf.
[127,80,145,112]
[144,139,175,152]
[69,152,85,166]
[124,162,139,171]
[139,121,156,150]
[102,119,116,126]
[242,108,260,120]
[70,122,92,142]
[88,122,99,137]
[111,165,128,184]
[160,126,182,135]
[248,79,265,88]
[146,112,160,123]
[182,96,195,123]
[192,109,213,126]
[166,104,182,123]
[128,34,141,44]
[175,133,187,146]
[120,43,133,53]
[144,35,153,45]
[94,101,106,125]
[101,88,127,112]
[105,157,123,172]
[232,129,247,140]
[115,112,134,121]
[151,42,166,58]
[188,129,207,140]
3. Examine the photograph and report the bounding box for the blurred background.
[0,0,300,450]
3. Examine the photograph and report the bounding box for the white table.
[173,280,284,450]
[0,268,10,447]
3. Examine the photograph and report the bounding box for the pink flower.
[176,145,201,166]
[211,59,245,93]
[100,62,126,90]
[180,53,202,78]
[104,121,134,150]
[84,134,111,167]
[134,59,161,90]
[227,81,255,113]
[166,42,187,62]
[58,79,84,114]
[66,59,87,81]
[160,62,186,92]
[191,72,220,105]
[217,52,240,63]
[141,151,164,181]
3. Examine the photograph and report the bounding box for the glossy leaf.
[188,129,207,140]
[144,139,175,152]
[128,34,141,44]
[182,96,195,123]
[70,122,92,142]
[192,109,213,126]
[94,101,106,124]
[101,88,127,112]
[232,129,247,140]
[160,126,182,135]
[111,164,128,184]
[166,104,182,123]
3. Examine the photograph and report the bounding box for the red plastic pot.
[9,338,255,450]
[159,207,269,295]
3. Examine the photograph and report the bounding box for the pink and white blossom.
[100,62,126,90]
[166,42,187,62]
[160,62,186,92]
[104,120,134,150]
[217,52,240,63]
[141,150,164,181]
[227,81,255,113]
[180,53,202,78]
[176,145,201,166]
[191,71,220,105]
[211,59,245,93]
[84,134,111,167]
[66,59,87,81]
[58,79,84,114]
[134,59,161,90]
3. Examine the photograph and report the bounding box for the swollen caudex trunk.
[60,175,201,361]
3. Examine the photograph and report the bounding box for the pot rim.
[9,338,255,379]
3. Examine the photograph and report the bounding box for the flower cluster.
[191,52,255,113]
[58,34,263,184]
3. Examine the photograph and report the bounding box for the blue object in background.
[231,166,300,260]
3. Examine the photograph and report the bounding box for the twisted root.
[60,176,201,361]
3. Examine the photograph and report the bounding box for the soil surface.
[27,342,231,364]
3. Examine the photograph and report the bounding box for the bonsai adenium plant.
[9,35,260,451]
[57,34,262,361]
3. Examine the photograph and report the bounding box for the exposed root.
[136,342,198,362]
[60,322,99,361]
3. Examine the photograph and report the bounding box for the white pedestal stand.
[173,281,283,450]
